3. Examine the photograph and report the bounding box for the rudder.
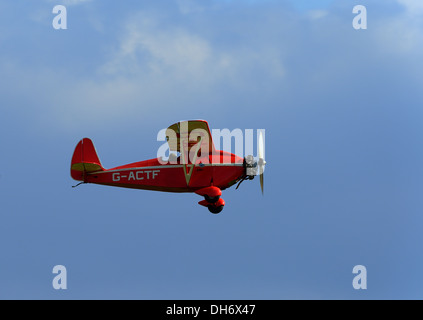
[71,138,105,181]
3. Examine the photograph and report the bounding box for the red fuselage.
[85,151,245,193]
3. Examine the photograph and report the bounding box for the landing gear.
[198,194,225,214]
[204,194,220,203]
[208,205,224,214]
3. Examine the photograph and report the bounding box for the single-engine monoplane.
[71,120,265,214]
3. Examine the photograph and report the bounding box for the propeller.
[237,131,266,194]
[258,131,266,194]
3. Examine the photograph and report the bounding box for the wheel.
[208,205,224,214]
[205,195,220,203]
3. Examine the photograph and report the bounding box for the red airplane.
[70,120,265,214]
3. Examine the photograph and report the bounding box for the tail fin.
[71,138,105,181]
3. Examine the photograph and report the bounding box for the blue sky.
[1,0,423,299]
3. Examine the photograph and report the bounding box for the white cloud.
[101,12,285,87]
[307,10,328,20]
[176,0,206,14]
[46,0,93,6]
[2,1,423,133]
[397,0,423,14]
[103,19,214,80]
[369,1,423,54]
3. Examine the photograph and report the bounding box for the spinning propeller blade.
[260,172,264,194]
[238,131,266,194]
[258,131,265,195]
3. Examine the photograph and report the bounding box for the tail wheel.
[208,205,224,214]
[205,195,220,203]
